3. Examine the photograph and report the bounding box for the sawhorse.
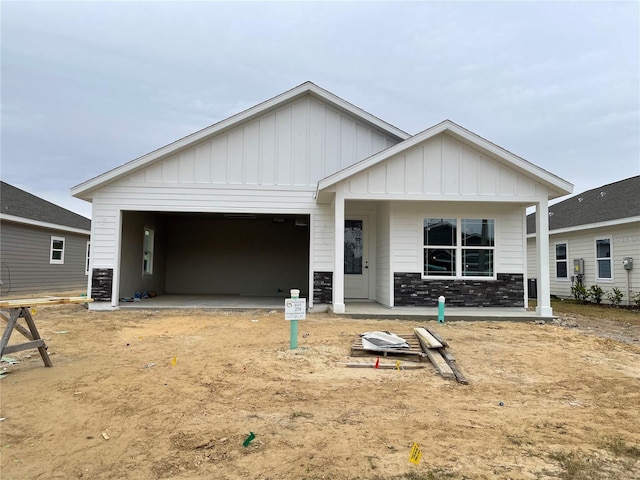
[1,306,52,367]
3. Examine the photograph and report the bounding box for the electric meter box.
[623,257,633,270]
[573,258,585,275]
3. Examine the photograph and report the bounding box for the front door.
[344,218,369,299]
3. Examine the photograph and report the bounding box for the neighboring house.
[527,175,640,303]
[0,181,91,296]
[71,82,572,316]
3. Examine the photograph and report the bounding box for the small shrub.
[607,287,624,306]
[571,284,589,303]
[588,285,604,304]
[631,291,640,308]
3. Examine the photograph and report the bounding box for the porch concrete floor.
[118,295,547,320]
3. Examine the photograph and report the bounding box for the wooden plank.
[1,311,34,340]
[446,360,469,384]
[0,296,93,308]
[422,348,455,380]
[424,327,449,348]
[340,363,427,369]
[3,339,46,355]
[436,347,469,384]
[439,348,456,363]
[414,327,443,349]
[0,309,19,354]
[21,307,52,367]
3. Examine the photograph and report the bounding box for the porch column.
[535,199,553,317]
[332,188,346,314]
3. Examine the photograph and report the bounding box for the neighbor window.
[85,241,91,275]
[143,228,154,275]
[595,237,612,281]
[555,242,568,279]
[423,218,494,277]
[50,236,65,264]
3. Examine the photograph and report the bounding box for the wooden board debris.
[0,296,93,309]
[421,346,455,380]
[414,327,443,349]
[350,334,425,362]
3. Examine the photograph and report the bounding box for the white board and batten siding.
[344,133,547,199]
[89,95,400,272]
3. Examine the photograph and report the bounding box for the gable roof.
[317,119,573,199]
[1,181,91,232]
[71,81,410,200]
[527,175,640,234]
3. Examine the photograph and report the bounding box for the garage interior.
[118,212,310,306]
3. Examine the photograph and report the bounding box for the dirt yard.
[1,303,639,480]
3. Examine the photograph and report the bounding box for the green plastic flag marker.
[243,431,256,447]
[437,295,445,324]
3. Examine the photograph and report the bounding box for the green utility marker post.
[285,289,306,350]
[437,295,445,324]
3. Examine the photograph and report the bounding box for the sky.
[2,0,639,220]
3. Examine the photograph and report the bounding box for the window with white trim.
[143,228,154,275]
[555,242,568,279]
[85,241,91,275]
[50,236,65,264]
[595,237,613,282]
[423,218,495,278]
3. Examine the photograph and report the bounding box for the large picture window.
[555,242,568,279]
[423,218,494,277]
[595,237,612,281]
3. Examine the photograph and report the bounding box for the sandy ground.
[1,305,639,480]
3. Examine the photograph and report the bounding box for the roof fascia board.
[317,120,573,198]
[526,215,640,238]
[71,82,409,199]
[1,213,91,235]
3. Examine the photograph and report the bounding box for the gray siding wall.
[0,221,89,296]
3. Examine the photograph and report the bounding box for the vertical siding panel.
[259,114,276,185]
[227,128,244,184]
[368,163,386,193]
[423,137,442,193]
[292,100,308,186]
[372,132,387,155]
[386,155,405,193]
[498,166,516,195]
[356,124,372,161]
[340,116,356,169]
[211,135,228,184]
[460,146,478,194]
[478,155,498,194]
[194,141,212,183]
[163,155,180,183]
[276,106,292,185]
[146,163,162,183]
[404,147,423,193]
[442,136,460,194]
[324,107,340,177]
[179,148,195,183]
[308,100,324,185]
[244,120,260,185]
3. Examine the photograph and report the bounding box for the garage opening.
[119,212,310,303]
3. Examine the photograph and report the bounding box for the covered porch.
[117,294,545,321]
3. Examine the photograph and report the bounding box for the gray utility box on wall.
[623,257,633,270]
[573,258,585,275]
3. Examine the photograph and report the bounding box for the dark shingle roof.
[1,181,91,231]
[527,175,640,234]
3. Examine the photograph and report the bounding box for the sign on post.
[285,298,306,320]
